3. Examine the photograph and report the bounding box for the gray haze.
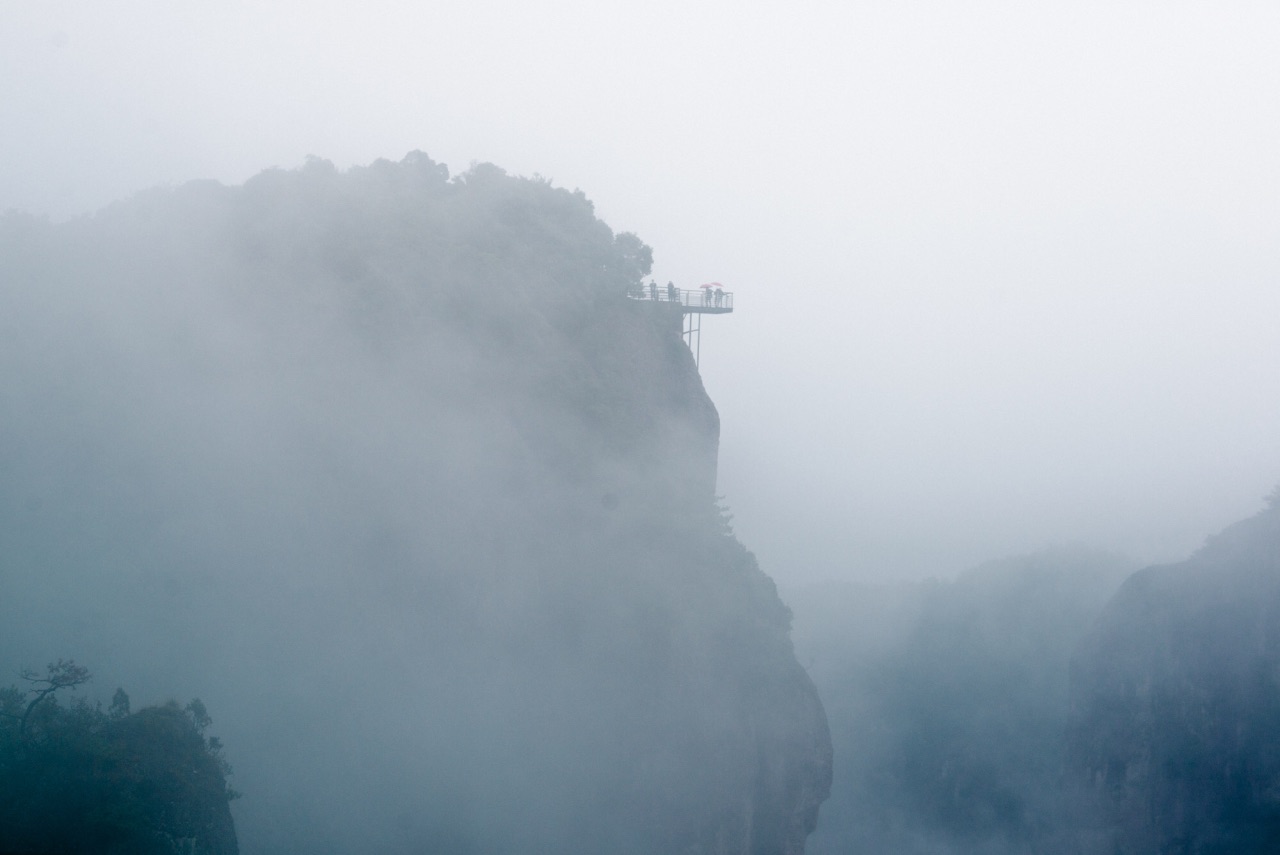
[4,0,1280,587]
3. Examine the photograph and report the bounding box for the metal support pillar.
[683,310,702,367]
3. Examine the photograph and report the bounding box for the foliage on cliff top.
[0,662,238,855]
[0,152,707,489]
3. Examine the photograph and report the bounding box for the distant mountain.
[0,154,830,854]
[791,492,1280,855]
[792,548,1133,854]
[1068,494,1280,854]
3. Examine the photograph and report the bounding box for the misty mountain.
[0,154,830,854]
[790,548,1134,854]
[792,494,1280,855]
[1068,493,1280,853]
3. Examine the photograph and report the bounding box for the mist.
[5,2,1280,588]
[5,3,1280,853]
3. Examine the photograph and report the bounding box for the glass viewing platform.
[629,282,734,367]
[628,284,734,314]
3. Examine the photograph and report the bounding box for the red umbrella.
[699,282,722,289]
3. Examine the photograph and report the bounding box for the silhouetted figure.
[667,282,678,302]
[714,287,724,307]
[649,281,658,300]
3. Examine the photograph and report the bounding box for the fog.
[6,5,1280,855]
[5,2,1279,588]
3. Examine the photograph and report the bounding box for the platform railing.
[628,286,733,312]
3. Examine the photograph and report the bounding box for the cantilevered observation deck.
[629,284,733,366]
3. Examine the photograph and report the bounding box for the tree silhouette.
[18,659,90,736]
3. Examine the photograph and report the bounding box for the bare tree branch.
[18,659,90,737]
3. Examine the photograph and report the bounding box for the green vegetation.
[0,661,238,855]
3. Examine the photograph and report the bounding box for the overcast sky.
[4,1,1279,584]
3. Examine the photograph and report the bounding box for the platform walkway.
[628,285,733,314]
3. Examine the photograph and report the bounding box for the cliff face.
[0,154,830,854]
[1067,500,1280,853]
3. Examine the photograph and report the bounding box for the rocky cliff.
[0,153,830,854]
[1067,497,1280,853]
